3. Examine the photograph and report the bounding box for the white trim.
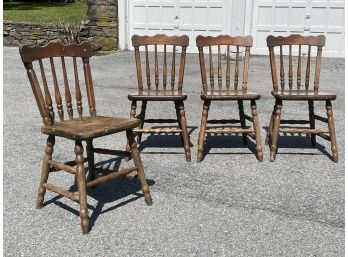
[244,0,254,36]
[118,0,127,50]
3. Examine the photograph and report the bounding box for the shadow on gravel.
[201,135,259,161]
[42,157,155,232]
[138,126,197,154]
[262,126,333,160]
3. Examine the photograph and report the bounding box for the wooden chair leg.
[197,100,210,162]
[174,101,184,146]
[126,100,137,161]
[137,100,147,143]
[308,100,316,146]
[251,100,263,162]
[126,129,153,206]
[270,100,282,162]
[177,101,191,162]
[238,100,248,145]
[325,100,338,162]
[265,103,277,145]
[86,139,95,183]
[75,141,89,234]
[36,135,55,209]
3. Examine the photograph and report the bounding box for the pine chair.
[19,42,152,234]
[127,34,191,162]
[196,35,263,162]
[265,34,338,162]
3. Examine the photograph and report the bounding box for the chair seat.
[201,90,261,100]
[41,116,140,140]
[272,90,336,100]
[128,90,187,101]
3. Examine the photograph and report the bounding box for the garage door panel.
[252,0,344,57]
[128,0,229,53]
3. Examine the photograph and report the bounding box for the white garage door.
[252,0,345,57]
[127,0,231,52]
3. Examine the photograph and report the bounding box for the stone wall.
[4,1,118,52]
[87,0,118,51]
[3,21,89,47]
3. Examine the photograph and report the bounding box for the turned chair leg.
[126,100,137,161]
[265,103,277,145]
[177,101,191,162]
[238,100,248,145]
[126,130,153,206]
[75,141,89,234]
[308,100,316,146]
[86,139,95,183]
[197,100,210,162]
[137,100,147,143]
[325,100,338,162]
[270,100,282,162]
[174,101,184,146]
[251,100,263,162]
[36,135,55,209]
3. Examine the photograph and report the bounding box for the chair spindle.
[314,46,322,91]
[61,57,73,119]
[178,46,186,91]
[163,44,167,89]
[209,46,214,91]
[242,47,250,92]
[154,44,159,90]
[145,45,151,90]
[83,57,96,116]
[199,48,207,92]
[280,46,285,90]
[305,45,311,89]
[289,45,293,89]
[39,59,54,121]
[50,57,64,121]
[297,45,302,89]
[73,57,83,117]
[226,45,230,90]
[217,45,222,91]
[234,46,239,90]
[171,45,176,90]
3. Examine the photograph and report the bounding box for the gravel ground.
[3,46,344,257]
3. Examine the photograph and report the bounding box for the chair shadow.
[262,126,333,159]
[43,156,155,231]
[201,134,258,161]
[138,126,197,154]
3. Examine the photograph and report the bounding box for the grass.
[4,2,87,23]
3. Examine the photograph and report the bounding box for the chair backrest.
[196,35,253,93]
[267,34,326,91]
[19,42,96,126]
[132,34,189,92]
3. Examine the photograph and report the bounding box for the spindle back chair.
[20,42,152,234]
[265,34,338,162]
[127,34,191,162]
[196,35,263,162]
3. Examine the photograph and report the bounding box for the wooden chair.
[19,42,152,234]
[127,34,191,162]
[196,35,263,162]
[265,34,338,162]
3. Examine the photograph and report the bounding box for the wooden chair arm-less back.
[196,35,253,94]
[266,34,326,92]
[131,34,189,92]
[19,42,96,126]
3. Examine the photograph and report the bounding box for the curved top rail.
[196,35,253,47]
[131,34,189,47]
[19,41,93,63]
[267,34,326,47]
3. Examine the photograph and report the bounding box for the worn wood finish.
[20,41,152,234]
[128,34,191,161]
[266,34,338,161]
[196,35,263,161]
